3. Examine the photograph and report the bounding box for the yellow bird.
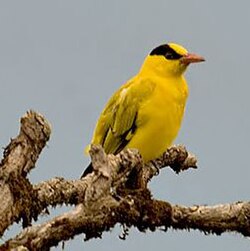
[82,42,204,177]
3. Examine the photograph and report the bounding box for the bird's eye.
[165,52,175,59]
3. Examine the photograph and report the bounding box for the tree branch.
[2,193,250,250]
[0,111,248,251]
[172,201,250,236]
[0,111,51,236]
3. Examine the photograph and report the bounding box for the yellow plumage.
[86,42,204,164]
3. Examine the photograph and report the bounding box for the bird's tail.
[80,162,93,178]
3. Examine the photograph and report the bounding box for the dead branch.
[172,201,250,236]
[2,194,250,250]
[0,111,51,236]
[0,111,249,251]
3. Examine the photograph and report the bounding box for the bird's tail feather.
[81,162,93,178]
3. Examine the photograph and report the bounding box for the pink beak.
[181,53,205,65]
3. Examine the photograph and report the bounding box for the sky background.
[0,0,250,250]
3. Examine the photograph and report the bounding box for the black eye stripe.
[149,44,183,60]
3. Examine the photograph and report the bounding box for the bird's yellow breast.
[126,75,188,162]
[83,42,204,179]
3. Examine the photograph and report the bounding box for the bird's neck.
[138,56,189,99]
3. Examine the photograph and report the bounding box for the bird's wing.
[91,78,155,154]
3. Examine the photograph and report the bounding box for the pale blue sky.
[0,1,249,250]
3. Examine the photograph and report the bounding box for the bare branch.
[148,145,197,176]
[2,192,250,250]
[0,111,249,251]
[172,201,250,236]
[0,111,51,236]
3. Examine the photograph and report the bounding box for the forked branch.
[0,111,248,251]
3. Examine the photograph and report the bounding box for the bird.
[81,42,205,177]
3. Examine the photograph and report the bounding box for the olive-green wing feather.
[91,78,155,154]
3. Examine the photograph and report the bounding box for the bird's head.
[140,43,205,77]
